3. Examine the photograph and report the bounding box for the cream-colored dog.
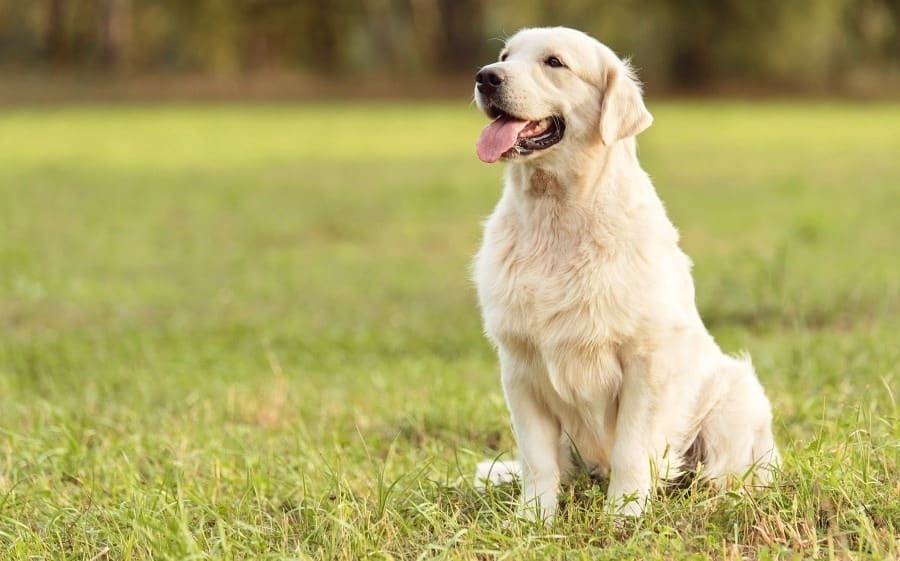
[472,27,779,520]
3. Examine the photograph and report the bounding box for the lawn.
[0,101,897,560]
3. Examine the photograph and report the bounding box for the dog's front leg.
[500,347,561,522]
[606,353,678,517]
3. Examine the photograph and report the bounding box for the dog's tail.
[474,459,521,489]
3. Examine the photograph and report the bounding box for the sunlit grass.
[0,101,897,559]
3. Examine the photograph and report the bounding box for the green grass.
[0,101,898,560]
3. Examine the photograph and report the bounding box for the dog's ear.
[599,61,653,145]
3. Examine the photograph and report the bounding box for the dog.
[471,27,779,520]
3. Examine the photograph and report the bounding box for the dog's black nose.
[476,68,504,94]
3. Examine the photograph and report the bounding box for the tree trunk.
[438,0,484,73]
[409,0,443,71]
[44,0,64,61]
[100,0,128,71]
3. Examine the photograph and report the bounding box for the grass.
[0,100,898,560]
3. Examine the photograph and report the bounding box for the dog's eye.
[545,56,565,68]
[500,53,508,62]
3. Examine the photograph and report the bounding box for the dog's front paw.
[516,496,556,525]
[605,491,647,517]
[515,506,551,526]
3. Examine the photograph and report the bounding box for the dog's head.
[474,27,652,164]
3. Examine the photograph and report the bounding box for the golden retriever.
[472,27,779,520]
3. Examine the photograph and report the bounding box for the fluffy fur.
[472,27,779,520]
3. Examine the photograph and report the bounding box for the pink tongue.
[476,117,529,163]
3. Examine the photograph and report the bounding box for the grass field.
[0,101,898,560]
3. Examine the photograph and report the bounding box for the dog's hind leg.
[698,356,779,485]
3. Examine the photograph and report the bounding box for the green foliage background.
[1,1,898,94]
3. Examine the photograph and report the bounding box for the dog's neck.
[500,136,672,248]
[506,137,642,206]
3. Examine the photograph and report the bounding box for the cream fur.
[472,27,779,520]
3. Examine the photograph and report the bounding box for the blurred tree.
[439,0,486,72]
[0,0,895,94]
[409,0,443,70]
[306,0,343,73]
[43,0,64,61]
[99,0,128,69]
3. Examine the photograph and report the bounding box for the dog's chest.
[475,208,645,349]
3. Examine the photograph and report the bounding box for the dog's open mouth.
[476,109,565,163]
